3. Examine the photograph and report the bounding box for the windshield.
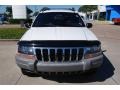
[32,12,85,27]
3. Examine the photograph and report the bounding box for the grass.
[0,28,27,39]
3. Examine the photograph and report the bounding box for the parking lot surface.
[0,24,120,85]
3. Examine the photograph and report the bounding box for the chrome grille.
[35,48,84,62]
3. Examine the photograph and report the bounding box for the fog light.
[16,53,36,60]
[84,54,94,59]
[84,52,102,59]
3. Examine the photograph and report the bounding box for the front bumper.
[16,55,103,72]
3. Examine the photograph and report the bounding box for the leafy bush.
[98,17,106,21]
[8,19,25,24]
[0,28,26,39]
[8,19,32,24]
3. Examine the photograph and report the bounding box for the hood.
[20,27,98,41]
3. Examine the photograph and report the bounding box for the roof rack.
[40,8,76,12]
[50,8,75,11]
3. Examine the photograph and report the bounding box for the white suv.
[15,10,103,75]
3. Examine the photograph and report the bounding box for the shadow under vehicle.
[23,54,115,83]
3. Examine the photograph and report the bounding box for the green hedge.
[98,17,106,21]
[8,19,32,24]
[0,28,26,39]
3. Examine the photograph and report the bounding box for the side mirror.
[24,22,31,29]
[86,23,93,28]
[24,20,32,29]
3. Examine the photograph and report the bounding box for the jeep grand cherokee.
[15,9,103,75]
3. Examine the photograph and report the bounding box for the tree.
[26,6,33,15]
[78,5,97,13]
[71,7,75,11]
[26,6,33,18]
[6,6,12,18]
[40,7,50,11]
[68,7,75,11]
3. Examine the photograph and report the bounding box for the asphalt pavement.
[0,23,120,85]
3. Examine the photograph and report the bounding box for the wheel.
[114,22,119,25]
[21,68,38,76]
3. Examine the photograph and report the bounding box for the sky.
[0,5,80,13]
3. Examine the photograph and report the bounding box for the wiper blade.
[40,23,56,27]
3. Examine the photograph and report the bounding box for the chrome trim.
[69,48,72,61]
[55,48,57,62]
[41,48,44,61]
[48,48,51,62]
[76,49,79,61]
[62,48,65,62]
[34,47,85,62]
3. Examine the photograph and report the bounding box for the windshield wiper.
[64,23,84,27]
[39,23,56,27]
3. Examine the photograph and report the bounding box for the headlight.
[18,45,34,55]
[84,46,102,59]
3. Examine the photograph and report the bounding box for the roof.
[40,10,78,13]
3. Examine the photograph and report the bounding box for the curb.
[0,39,19,41]
[93,22,109,24]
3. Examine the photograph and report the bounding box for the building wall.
[98,5,106,12]
[106,5,120,21]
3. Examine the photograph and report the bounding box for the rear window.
[32,12,85,27]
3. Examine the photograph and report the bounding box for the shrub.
[0,28,26,39]
[98,17,106,21]
[8,19,32,24]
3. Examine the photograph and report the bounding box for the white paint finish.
[98,5,106,12]
[83,29,98,40]
[41,10,76,13]
[20,27,98,41]
[12,5,27,19]
[91,10,98,14]
[20,10,98,41]
[78,12,87,20]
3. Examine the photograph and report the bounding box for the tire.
[21,68,38,76]
[114,22,119,25]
